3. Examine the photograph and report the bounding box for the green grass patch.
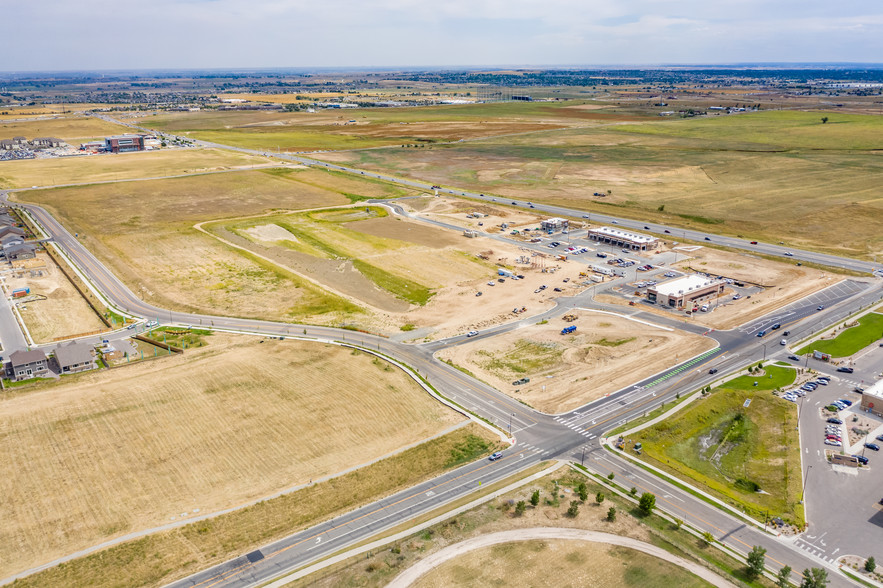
[399,323,416,332]
[633,366,803,526]
[797,312,883,357]
[593,337,636,347]
[607,390,699,436]
[476,339,563,376]
[445,434,493,468]
[147,327,211,349]
[352,259,434,305]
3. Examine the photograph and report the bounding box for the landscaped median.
[618,365,804,528]
[797,310,883,358]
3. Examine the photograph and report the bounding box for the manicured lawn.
[797,312,883,358]
[633,366,804,525]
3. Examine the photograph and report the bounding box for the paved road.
[5,119,879,585]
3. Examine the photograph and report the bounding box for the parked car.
[827,417,843,424]
[865,443,880,452]
[838,399,853,406]
[825,439,842,446]
[855,455,869,465]
[876,434,883,442]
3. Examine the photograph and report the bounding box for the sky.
[1,0,882,71]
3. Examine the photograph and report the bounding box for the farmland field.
[315,109,883,259]
[413,540,712,588]
[0,147,274,188]
[14,168,420,323]
[0,335,468,579]
[633,365,803,525]
[0,115,130,142]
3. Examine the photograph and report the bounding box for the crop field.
[0,115,130,142]
[0,147,274,188]
[633,365,803,525]
[438,311,714,413]
[6,252,106,342]
[798,311,883,357]
[316,108,883,259]
[0,335,467,579]
[15,168,409,323]
[141,101,591,152]
[413,540,712,588]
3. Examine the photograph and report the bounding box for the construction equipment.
[562,314,577,322]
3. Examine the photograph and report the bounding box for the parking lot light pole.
[800,465,812,504]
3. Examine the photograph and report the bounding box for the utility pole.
[508,412,514,435]
[800,465,812,503]
[581,445,586,466]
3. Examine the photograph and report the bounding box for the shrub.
[596,492,605,504]
[607,506,617,522]
[638,492,656,516]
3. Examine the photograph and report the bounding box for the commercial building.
[540,218,569,231]
[860,383,883,418]
[647,274,725,309]
[588,226,659,251]
[104,134,145,153]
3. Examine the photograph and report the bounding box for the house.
[12,136,28,146]
[0,233,24,249]
[54,341,95,374]
[9,349,49,380]
[0,226,24,240]
[0,139,13,151]
[31,137,62,148]
[5,242,36,260]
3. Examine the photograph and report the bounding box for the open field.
[5,251,106,342]
[14,168,382,323]
[633,365,803,525]
[437,310,715,413]
[0,116,130,142]
[141,101,592,152]
[797,311,883,357]
[0,147,274,188]
[300,468,767,588]
[413,539,713,588]
[0,334,468,579]
[315,109,883,259]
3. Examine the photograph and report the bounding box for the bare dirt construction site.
[5,252,106,342]
[599,245,841,330]
[0,335,466,579]
[438,310,714,413]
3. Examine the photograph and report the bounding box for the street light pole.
[800,465,812,503]
[508,412,514,435]
[581,445,586,466]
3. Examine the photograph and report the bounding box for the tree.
[630,487,638,496]
[638,492,656,516]
[596,492,605,504]
[776,565,792,588]
[577,482,588,501]
[530,489,540,507]
[607,506,617,521]
[800,567,828,588]
[702,531,715,545]
[607,472,615,481]
[515,500,526,516]
[866,556,876,573]
[821,117,829,124]
[567,500,580,517]
[673,517,683,530]
[746,545,767,580]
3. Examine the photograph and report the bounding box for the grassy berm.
[632,366,803,525]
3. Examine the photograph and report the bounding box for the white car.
[466,331,479,337]
[824,439,842,446]
[784,252,793,257]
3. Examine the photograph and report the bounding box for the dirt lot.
[413,538,712,588]
[0,335,465,579]
[600,246,841,330]
[5,252,106,343]
[438,310,714,413]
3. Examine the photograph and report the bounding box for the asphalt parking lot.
[796,349,883,562]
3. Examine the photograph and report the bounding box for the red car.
[750,241,758,244]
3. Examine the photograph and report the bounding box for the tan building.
[860,383,883,418]
[588,226,659,251]
[647,274,725,309]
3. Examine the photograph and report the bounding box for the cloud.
[0,0,880,70]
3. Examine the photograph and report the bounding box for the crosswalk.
[551,415,597,438]
[793,538,839,563]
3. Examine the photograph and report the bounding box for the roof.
[1,233,23,243]
[54,341,94,367]
[589,226,657,244]
[9,349,47,366]
[5,243,35,255]
[862,379,883,402]
[651,274,722,297]
[105,134,144,140]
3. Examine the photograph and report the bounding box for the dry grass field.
[0,335,466,579]
[6,252,106,342]
[15,169,388,323]
[0,116,129,142]
[438,311,714,413]
[0,148,274,188]
[413,539,712,588]
[314,108,883,259]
